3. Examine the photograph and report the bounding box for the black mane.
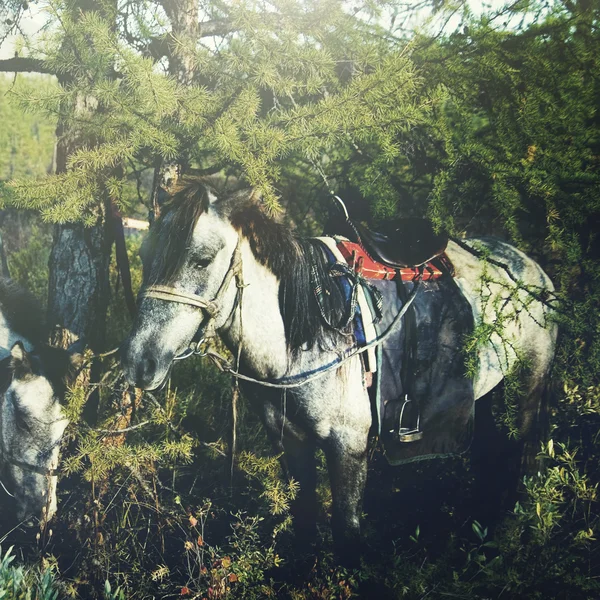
[0,278,46,344]
[144,179,211,285]
[0,280,75,400]
[230,203,348,351]
[150,180,348,351]
[0,356,11,396]
[35,345,79,401]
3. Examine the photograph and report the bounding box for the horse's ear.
[249,188,262,204]
[206,187,219,205]
[10,341,32,379]
[67,338,85,371]
[154,163,184,217]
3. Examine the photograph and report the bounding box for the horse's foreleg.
[324,431,368,567]
[258,396,318,547]
[280,436,318,546]
[518,377,550,476]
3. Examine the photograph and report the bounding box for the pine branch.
[0,57,55,75]
[147,14,283,60]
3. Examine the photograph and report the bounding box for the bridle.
[135,232,422,389]
[137,236,244,359]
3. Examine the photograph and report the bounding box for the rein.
[202,278,421,388]
[138,234,422,389]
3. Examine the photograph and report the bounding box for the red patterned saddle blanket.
[336,240,454,281]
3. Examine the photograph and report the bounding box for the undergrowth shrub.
[32,350,595,600]
[0,546,59,600]
[46,352,304,599]
[7,221,51,305]
[0,546,124,600]
[3,206,599,599]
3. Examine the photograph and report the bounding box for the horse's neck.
[219,241,290,379]
[220,240,341,381]
[0,308,34,360]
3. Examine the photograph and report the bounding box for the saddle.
[323,196,451,274]
[322,196,453,444]
[355,219,448,268]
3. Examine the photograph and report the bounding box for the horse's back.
[446,238,557,399]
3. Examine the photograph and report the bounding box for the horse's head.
[0,341,81,523]
[122,180,243,390]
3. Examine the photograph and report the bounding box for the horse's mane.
[0,357,11,396]
[230,202,348,351]
[144,178,211,286]
[149,179,348,351]
[0,278,46,344]
[35,345,80,401]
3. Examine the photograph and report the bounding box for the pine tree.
[0,0,431,345]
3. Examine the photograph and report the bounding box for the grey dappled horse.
[0,279,81,523]
[122,180,557,561]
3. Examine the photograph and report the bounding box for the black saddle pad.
[371,271,475,465]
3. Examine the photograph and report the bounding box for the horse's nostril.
[137,353,158,385]
[145,356,157,373]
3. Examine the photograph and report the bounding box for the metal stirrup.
[396,394,423,443]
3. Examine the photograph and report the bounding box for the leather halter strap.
[3,455,59,477]
[138,286,219,315]
[0,434,60,478]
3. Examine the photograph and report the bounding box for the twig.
[95,420,151,434]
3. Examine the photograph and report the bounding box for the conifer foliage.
[7,0,427,217]
[0,1,600,598]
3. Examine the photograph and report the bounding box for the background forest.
[0,0,599,598]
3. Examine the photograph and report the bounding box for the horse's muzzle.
[121,340,173,390]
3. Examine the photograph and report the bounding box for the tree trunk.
[149,0,199,211]
[162,0,199,86]
[47,218,111,350]
[47,1,116,349]
[0,211,9,278]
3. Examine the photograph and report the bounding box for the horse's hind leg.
[518,369,551,477]
[472,358,552,524]
[472,392,523,523]
[516,312,557,475]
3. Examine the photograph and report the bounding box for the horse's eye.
[193,257,211,269]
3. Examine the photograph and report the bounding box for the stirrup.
[396,395,423,443]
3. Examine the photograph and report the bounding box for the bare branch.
[0,56,54,75]
[145,18,231,59]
